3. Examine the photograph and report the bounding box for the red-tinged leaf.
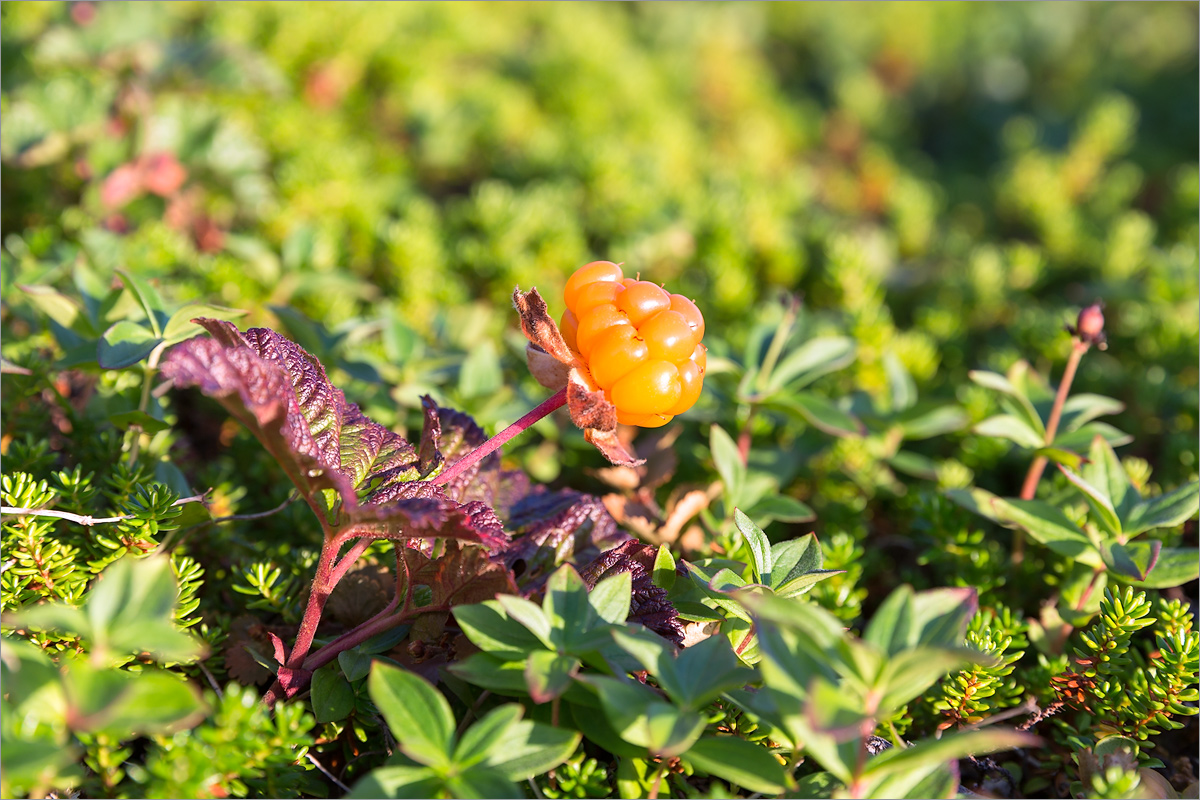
[418,395,444,477]
[160,331,356,511]
[164,320,514,550]
[503,491,629,589]
[581,540,685,646]
[416,540,520,609]
[351,482,509,551]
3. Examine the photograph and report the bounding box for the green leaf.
[445,767,522,798]
[777,392,864,438]
[19,284,97,337]
[63,665,204,738]
[947,488,1102,567]
[652,544,677,591]
[589,571,632,625]
[580,675,705,757]
[862,728,1037,783]
[769,534,822,587]
[449,653,536,697]
[1058,393,1125,434]
[734,509,772,583]
[710,424,746,507]
[968,369,1044,437]
[107,409,172,434]
[684,735,788,794]
[887,450,940,481]
[482,718,581,781]
[453,704,523,768]
[896,404,970,440]
[879,647,985,713]
[1034,446,1085,471]
[454,601,547,659]
[973,414,1044,448]
[1060,464,1122,538]
[863,585,915,655]
[764,336,856,394]
[672,634,754,709]
[1125,480,1200,535]
[7,556,202,666]
[311,662,356,723]
[98,320,163,369]
[543,565,602,651]
[162,304,246,343]
[1100,540,1160,582]
[524,651,579,703]
[1083,435,1137,519]
[883,352,917,413]
[338,649,374,683]
[495,595,555,650]
[368,662,455,768]
[346,765,443,799]
[910,586,978,650]
[748,493,816,523]
[0,723,81,798]
[115,268,167,337]
[1114,547,1200,589]
[774,570,842,598]
[1053,421,1133,451]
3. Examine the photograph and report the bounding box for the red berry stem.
[431,387,568,487]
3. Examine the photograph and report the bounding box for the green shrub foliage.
[2,3,1196,798]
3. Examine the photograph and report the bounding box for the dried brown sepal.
[526,343,571,390]
[567,369,616,432]
[585,428,645,468]
[512,287,583,369]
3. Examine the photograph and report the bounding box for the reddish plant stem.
[1015,340,1089,563]
[284,534,345,671]
[431,387,567,486]
[1020,340,1088,502]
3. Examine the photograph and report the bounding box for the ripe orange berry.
[575,303,632,359]
[610,360,682,415]
[573,279,626,318]
[616,409,673,428]
[616,281,672,327]
[560,309,579,352]
[565,261,623,313]
[638,309,697,363]
[669,294,705,341]
[666,358,703,415]
[589,325,650,389]
[560,261,706,427]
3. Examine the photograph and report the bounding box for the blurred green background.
[3,1,1197,493]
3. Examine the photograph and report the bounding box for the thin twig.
[197,661,224,700]
[210,491,300,524]
[305,752,351,794]
[1,493,210,526]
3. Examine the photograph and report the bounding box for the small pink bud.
[1071,303,1107,349]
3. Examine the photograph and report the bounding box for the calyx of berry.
[514,287,645,467]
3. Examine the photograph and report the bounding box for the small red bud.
[1071,303,1107,349]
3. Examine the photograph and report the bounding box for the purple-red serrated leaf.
[415,540,519,609]
[503,490,630,590]
[160,330,355,511]
[167,319,422,506]
[581,540,685,647]
[350,481,509,551]
[418,396,443,477]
